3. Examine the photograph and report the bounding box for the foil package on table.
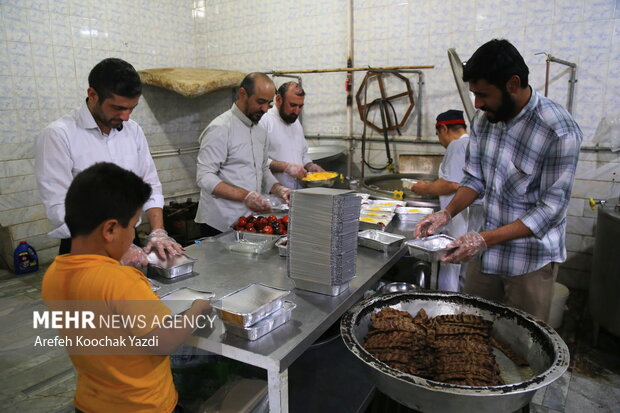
[212,283,291,328]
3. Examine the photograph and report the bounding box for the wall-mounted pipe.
[151,146,199,158]
[536,52,577,114]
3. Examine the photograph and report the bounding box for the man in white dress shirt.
[259,82,324,189]
[195,73,291,236]
[411,110,483,291]
[35,58,182,265]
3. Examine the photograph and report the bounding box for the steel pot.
[340,291,569,413]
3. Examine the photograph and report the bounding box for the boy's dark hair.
[65,163,152,237]
[88,58,142,100]
[462,39,529,89]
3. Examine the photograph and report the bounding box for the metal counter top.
[154,230,407,412]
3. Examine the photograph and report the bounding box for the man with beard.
[415,39,582,322]
[195,73,290,236]
[35,58,182,264]
[259,82,324,189]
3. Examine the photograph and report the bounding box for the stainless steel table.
[155,231,406,413]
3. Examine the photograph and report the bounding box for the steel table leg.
[268,368,289,413]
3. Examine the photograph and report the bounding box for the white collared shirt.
[259,107,312,189]
[35,102,164,239]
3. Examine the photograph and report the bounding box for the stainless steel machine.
[589,199,620,343]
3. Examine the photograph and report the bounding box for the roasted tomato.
[237,217,248,227]
[267,215,278,223]
[246,215,255,223]
[281,216,289,224]
[262,225,274,234]
[257,217,269,228]
[245,226,257,232]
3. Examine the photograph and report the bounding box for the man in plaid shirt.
[416,39,582,322]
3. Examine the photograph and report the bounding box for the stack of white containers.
[287,188,362,296]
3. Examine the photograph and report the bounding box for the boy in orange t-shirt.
[42,163,210,413]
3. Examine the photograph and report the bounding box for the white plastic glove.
[272,185,292,204]
[120,244,149,268]
[442,232,487,264]
[414,209,452,238]
[144,228,184,259]
[244,191,272,212]
[306,163,325,173]
[284,163,307,179]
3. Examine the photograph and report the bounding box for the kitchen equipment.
[276,237,288,257]
[147,252,197,279]
[223,301,296,340]
[379,282,417,294]
[395,206,434,222]
[448,48,476,123]
[589,200,620,342]
[362,173,440,209]
[405,235,456,261]
[358,230,405,253]
[212,283,291,328]
[341,291,570,413]
[307,145,346,163]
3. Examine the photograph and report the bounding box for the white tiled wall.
[0,0,618,285]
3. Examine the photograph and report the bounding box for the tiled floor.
[1,266,619,413]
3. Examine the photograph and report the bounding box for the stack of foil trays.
[287,188,362,296]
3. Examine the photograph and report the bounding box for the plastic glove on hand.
[284,163,307,179]
[442,232,487,264]
[306,163,325,173]
[120,244,149,268]
[414,209,451,238]
[273,185,292,204]
[144,228,184,259]
[244,191,272,212]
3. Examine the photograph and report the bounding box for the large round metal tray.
[362,173,440,209]
[341,291,569,413]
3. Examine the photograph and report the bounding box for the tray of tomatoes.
[233,215,289,236]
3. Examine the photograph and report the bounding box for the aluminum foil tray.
[159,287,214,315]
[223,301,296,340]
[340,291,570,413]
[147,252,197,279]
[358,229,406,253]
[395,206,434,222]
[401,178,419,190]
[276,237,288,257]
[405,234,456,261]
[292,277,350,296]
[212,283,291,327]
[367,199,407,208]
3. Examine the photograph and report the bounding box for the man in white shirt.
[411,110,483,291]
[195,73,291,236]
[35,58,182,265]
[259,82,324,189]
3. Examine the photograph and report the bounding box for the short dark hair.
[462,39,529,89]
[88,58,142,100]
[65,163,152,237]
[239,72,271,96]
[277,82,305,99]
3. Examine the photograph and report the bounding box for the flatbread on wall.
[138,68,246,98]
